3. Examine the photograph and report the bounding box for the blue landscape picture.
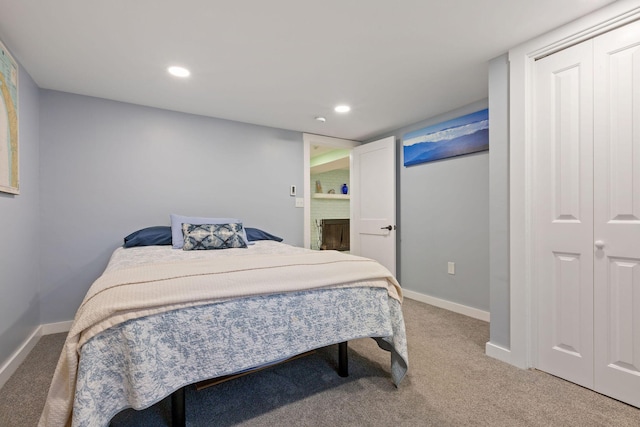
[403,108,489,166]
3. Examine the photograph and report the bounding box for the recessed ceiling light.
[315,116,326,122]
[168,66,190,78]
[334,105,351,113]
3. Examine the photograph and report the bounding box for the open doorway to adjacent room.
[302,134,359,250]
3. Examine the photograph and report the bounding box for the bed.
[39,224,408,427]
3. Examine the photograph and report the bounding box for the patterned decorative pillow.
[182,223,248,250]
[170,214,251,249]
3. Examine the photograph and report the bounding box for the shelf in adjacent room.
[312,193,350,200]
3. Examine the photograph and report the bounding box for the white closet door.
[593,20,640,408]
[534,40,595,389]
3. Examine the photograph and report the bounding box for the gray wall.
[0,62,41,364]
[488,54,510,348]
[368,99,490,312]
[38,91,304,324]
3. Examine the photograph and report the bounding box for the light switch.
[295,198,304,208]
[290,185,296,196]
[448,262,455,275]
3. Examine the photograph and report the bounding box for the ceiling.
[0,0,614,141]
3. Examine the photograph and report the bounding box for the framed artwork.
[0,39,19,194]
[403,108,488,167]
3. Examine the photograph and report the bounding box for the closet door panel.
[593,19,640,408]
[534,40,594,388]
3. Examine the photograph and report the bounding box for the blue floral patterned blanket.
[74,287,408,426]
[39,243,408,427]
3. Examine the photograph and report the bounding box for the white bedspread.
[39,242,402,427]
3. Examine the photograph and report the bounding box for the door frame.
[302,133,360,249]
[508,1,640,369]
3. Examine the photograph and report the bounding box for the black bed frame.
[169,341,349,427]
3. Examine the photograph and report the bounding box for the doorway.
[302,134,360,250]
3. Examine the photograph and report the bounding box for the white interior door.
[593,20,640,408]
[534,39,595,389]
[350,136,396,275]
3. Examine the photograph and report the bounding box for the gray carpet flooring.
[1,298,639,426]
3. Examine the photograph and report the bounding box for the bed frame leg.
[338,341,349,377]
[171,387,186,427]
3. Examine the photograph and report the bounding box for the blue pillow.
[124,226,172,248]
[170,214,252,248]
[245,227,283,242]
[182,223,248,250]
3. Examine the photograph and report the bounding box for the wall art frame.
[0,38,19,195]
[403,108,488,167]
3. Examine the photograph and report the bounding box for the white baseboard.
[401,290,511,363]
[0,326,42,390]
[41,320,73,335]
[403,289,490,322]
[0,320,73,390]
[485,341,511,364]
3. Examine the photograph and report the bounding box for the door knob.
[380,225,393,231]
[595,240,605,249]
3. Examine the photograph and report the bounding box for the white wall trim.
[41,320,74,335]
[485,342,511,365]
[508,0,640,371]
[529,5,640,60]
[403,290,509,363]
[0,326,41,390]
[0,320,73,390]
[403,289,490,322]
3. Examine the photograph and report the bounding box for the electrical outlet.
[448,262,455,275]
[295,198,304,208]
